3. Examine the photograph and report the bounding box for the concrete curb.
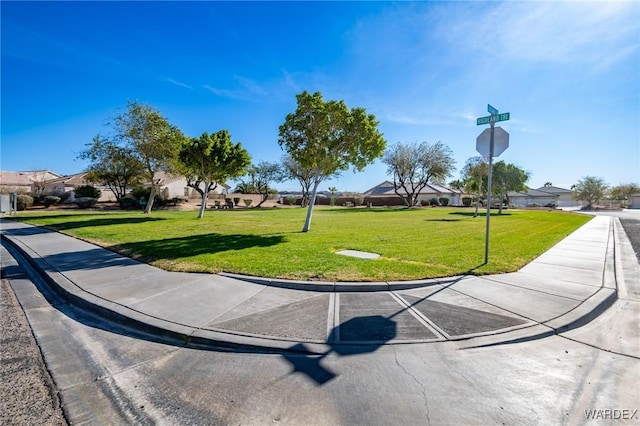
[0,215,627,354]
[2,234,327,355]
[218,271,462,292]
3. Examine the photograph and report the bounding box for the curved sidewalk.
[0,215,629,354]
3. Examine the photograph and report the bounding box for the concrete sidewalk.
[0,215,631,354]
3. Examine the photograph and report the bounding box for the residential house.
[535,185,581,208]
[507,188,558,208]
[153,172,230,200]
[363,180,465,206]
[629,193,640,209]
[42,172,116,202]
[0,170,62,194]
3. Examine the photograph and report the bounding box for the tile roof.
[536,185,572,194]
[0,171,34,186]
[364,180,462,196]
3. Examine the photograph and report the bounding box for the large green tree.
[573,176,608,209]
[78,135,144,205]
[382,141,456,207]
[491,161,530,214]
[278,91,386,232]
[115,101,186,213]
[179,130,251,218]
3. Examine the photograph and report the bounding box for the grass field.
[11,207,591,281]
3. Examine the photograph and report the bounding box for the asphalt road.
[2,221,639,426]
[0,269,66,424]
[600,210,640,260]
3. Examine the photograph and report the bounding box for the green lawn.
[11,207,591,281]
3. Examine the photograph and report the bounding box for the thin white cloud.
[282,70,302,92]
[164,78,193,90]
[446,1,639,67]
[385,113,454,126]
[203,75,269,100]
[203,85,243,100]
[233,75,268,96]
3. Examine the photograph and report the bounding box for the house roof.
[508,187,559,198]
[1,170,65,185]
[536,185,572,194]
[0,171,34,186]
[364,180,396,196]
[43,172,93,187]
[364,180,463,197]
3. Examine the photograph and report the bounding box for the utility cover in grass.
[336,249,380,260]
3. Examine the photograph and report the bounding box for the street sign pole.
[484,119,495,264]
[477,105,510,265]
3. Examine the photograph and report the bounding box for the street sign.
[476,126,509,158]
[476,112,510,126]
[487,104,498,115]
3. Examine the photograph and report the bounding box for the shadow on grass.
[11,214,165,231]
[319,207,417,214]
[110,233,286,262]
[449,211,513,217]
[425,218,462,222]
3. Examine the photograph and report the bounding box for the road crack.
[393,347,431,424]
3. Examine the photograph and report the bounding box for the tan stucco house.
[364,180,465,206]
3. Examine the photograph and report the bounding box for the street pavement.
[0,213,637,357]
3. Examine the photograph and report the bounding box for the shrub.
[43,195,61,207]
[286,196,296,206]
[60,191,74,203]
[74,185,101,199]
[31,194,45,206]
[429,197,439,206]
[233,197,241,206]
[16,194,33,211]
[420,200,430,207]
[225,198,234,208]
[131,186,150,200]
[353,194,364,206]
[244,199,253,207]
[119,198,137,209]
[74,197,98,209]
[462,197,472,207]
[439,197,449,206]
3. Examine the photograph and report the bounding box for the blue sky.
[2,1,638,192]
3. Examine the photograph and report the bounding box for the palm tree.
[328,186,338,206]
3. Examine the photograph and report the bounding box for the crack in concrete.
[393,347,431,424]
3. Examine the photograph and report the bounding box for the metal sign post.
[484,120,495,265]
[476,105,510,264]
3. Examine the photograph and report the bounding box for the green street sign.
[476,112,510,126]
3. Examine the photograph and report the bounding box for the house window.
[184,187,190,197]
